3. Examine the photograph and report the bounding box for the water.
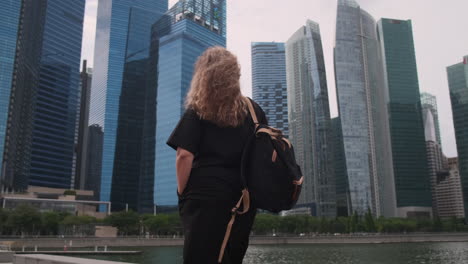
[84,243,468,264]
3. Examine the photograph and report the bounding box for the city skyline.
[81,0,468,158]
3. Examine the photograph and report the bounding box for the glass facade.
[421,92,442,145]
[27,0,85,189]
[85,124,104,201]
[335,0,396,216]
[75,62,92,190]
[423,108,446,217]
[0,1,22,189]
[378,19,432,216]
[251,42,288,135]
[154,0,227,206]
[90,0,168,212]
[447,56,468,219]
[331,117,350,216]
[0,0,48,192]
[285,21,335,217]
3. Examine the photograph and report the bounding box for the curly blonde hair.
[186,46,247,127]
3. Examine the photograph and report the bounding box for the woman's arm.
[176,147,194,195]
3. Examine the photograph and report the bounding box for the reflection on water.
[85,242,468,264]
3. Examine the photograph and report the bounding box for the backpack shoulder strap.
[244,97,259,128]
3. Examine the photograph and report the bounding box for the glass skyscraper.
[27,0,86,189]
[0,0,45,192]
[0,0,82,192]
[251,42,288,135]
[90,0,168,212]
[447,55,468,219]
[334,0,396,217]
[154,0,227,207]
[85,124,104,201]
[421,92,442,145]
[285,20,335,217]
[378,18,432,217]
[75,61,92,190]
[423,108,446,217]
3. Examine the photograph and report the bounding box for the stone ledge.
[13,254,133,264]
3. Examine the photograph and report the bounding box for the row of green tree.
[0,205,182,237]
[0,205,467,237]
[253,211,468,235]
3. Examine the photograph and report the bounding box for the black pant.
[179,197,256,264]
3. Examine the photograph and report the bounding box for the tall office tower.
[421,92,442,145]
[0,0,47,193]
[434,158,466,218]
[378,18,432,218]
[447,55,468,219]
[251,42,288,135]
[423,108,446,216]
[89,0,168,212]
[0,1,84,192]
[27,0,85,189]
[334,0,396,217]
[331,117,350,216]
[85,124,104,201]
[285,20,335,217]
[154,0,227,207]
[75,61,92,190]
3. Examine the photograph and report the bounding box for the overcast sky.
[81,0,468,157]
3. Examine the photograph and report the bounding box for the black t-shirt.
[167,99,267,201]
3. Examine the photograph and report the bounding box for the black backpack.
[218,98,304,262]
[240,97,303,213]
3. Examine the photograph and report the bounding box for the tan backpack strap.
[218,189,250,263]
[244,97,259,128]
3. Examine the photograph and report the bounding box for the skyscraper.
[421,92,442,145]
[0,0,46,192]
[90,0,168,212]
[285,20,335,217]
[85,124,104,201]
[251,42,288,135]
[378,18,432,217]
[0,0,83,192]
[435,158,466,218]
[28,0,86,189]
[75,61,92,190]
[334,0,396,217]
[154,0,227,207]
[423,108,446,216]
[447,55,468,219]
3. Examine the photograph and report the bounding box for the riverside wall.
[2,233,468,249]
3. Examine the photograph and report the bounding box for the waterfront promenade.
[2,233,468,250]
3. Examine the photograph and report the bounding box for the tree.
[252,214,279,235]
[7,204,42,236]
[63,190,77,196]
[318,217,330,234]
[364,208,376,232]
[41,211,62,235]
[105,211,140,235]
[432,216,443,232]
[350,211,359,233]
[0,209,10,235]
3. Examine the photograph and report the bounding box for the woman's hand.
[176,147,194,195]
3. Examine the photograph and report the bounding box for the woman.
[167,46,267,264]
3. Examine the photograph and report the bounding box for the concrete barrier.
[13,254,133,264]
[0,251,13,263]
[3,233,468,249]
